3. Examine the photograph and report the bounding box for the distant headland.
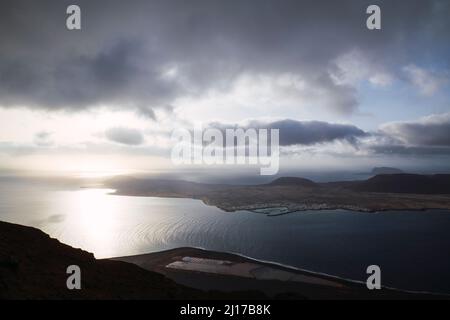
[106,170,450,214]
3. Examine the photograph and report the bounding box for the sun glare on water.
[64,188,121,257]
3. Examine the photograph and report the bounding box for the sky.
[1,0,450,178]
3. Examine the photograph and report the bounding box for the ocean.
[1,176,450,294]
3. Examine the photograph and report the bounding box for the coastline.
[111,246,448,299]
[109,190,450,214]
[104,174,450,213]
[2,219,447,299]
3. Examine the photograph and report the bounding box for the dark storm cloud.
[0,0,448,115]
[253,119,367,146]
[381,114,450,147]
[105,127,144,145]
[359,113,450,156]
[209,119,367,146]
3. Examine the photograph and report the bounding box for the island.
[106,173,450,214]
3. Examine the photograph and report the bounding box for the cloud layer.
[381,113,450,147]
[1,0,450,174]
[246,119,367,146]
[0,0,449,118]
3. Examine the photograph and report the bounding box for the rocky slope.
[0,220,264,299]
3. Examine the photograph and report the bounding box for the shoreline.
[105,174,450,214]
[111,246,449,299]
[111,246,450,296]
[109,190,450,214]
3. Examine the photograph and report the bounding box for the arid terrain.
[107,174,450,213]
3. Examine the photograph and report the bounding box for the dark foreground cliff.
[0,220,203,299]
[0,220,268,299]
